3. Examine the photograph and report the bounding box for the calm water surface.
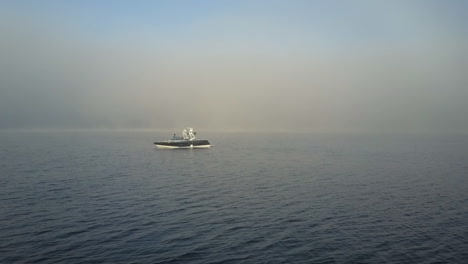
[1,131,467,263]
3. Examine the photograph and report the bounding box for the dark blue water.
[1,131,467,263]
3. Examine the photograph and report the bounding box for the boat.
[154,127,212,149]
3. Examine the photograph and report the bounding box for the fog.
[1,1,467,133]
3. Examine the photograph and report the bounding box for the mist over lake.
[1,1,468,263]
[1,1,468,133]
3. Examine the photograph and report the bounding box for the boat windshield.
[172,134,184,140]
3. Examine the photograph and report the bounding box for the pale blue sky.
[1,1,468,132]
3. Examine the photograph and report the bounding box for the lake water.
[1,131,467,263]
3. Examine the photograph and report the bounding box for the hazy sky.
[1,0,467,133]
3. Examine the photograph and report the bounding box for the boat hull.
[154,139,211,149]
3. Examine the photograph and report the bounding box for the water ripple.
[1,132,467,263]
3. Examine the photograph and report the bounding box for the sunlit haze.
[1,0,467,133]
